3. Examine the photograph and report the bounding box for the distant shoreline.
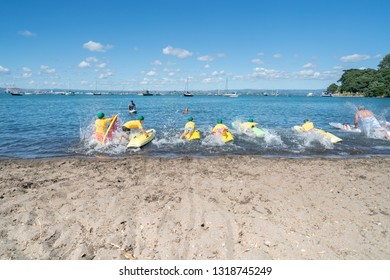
[333,93,364,97]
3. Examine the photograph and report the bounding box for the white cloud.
[162,46,192,58]
[151,60,162,66]
[22,67,31,72]
[78,61,90,68]
[197,55,214,62]
[211,70,225,76]
[293,69,339,80]
[202,77,224,84]
[166,61,176,66]
[251,66,338,81]
[19,30,36,37]
[340,54,370,62]
[40,65,56,74]
[333,65,343,70]
[303,63,315,68]
[204,64,210,69]
[232,75,248,81]
[163,67,180,76]
[22,72,32,78]
[98,70,113,79]
[140,78,150,85]
[146,70,158,76]
[251,58,264,64]
[257,52,264,56]
[374,54,382,58]
[217,53,225,58]
[86,57,98,62]
[296,70,321,79]
[83,41,112,52]
[97,63,107,68]
[252,67,286,79]
[0,65,10,74]
[273,53,282,59]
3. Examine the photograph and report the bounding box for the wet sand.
[0,156,389,260]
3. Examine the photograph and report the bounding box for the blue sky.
[1,0,389,91]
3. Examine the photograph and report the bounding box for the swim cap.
[217,118,223,124]
[248,118,254,122]
[97,112,104,119]
[188,116,193,121]
[358,106,365,110]
[138,115,144,121]
[303,119,309,123]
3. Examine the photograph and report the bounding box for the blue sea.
[1,91,390,159]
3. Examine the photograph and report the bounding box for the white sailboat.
[93,81,102,95]
[223,78,238,97]
[183,78,193,97]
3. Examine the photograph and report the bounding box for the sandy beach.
[0,156,389,260]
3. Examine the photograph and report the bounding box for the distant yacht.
[321,91,333,97]
[142,90,153,96]
[222,77,238,97]
[307,92,314,97]
[183,78,193,97]
[11,91,23,96]
[223,92,239,97]
[93,81,102,95]
[8,88,23,96]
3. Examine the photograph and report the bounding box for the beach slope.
[0,157,389,260]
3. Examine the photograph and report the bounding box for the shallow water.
[1,92,389,158]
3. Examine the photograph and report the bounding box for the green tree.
[377,67,390,97]
[338,69,363,93]
[378,54,390,69]
[334,53,390,97]
[356,69,376,93]
[327,83,338,93]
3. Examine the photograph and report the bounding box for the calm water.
[1,92,390,159]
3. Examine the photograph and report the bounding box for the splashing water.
[1,93,389,158]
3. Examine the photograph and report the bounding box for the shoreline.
[1,156,389,260]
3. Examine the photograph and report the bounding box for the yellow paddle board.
[102,114,118,145]
[214,130,234,143]
[185,130,201,140]
[294,125,342,143]
[222,131,234,143]
[127,129,155,148]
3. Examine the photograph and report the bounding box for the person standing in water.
[180,116,197,140]
[301,119,314,132]
[95,112,114,141]
[128,100,137,113]
[241,118,258,130]
[354,106,390,140]
[212,118,230,135]
[122,115,149,136]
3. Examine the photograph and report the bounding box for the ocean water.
[1,92,390,159]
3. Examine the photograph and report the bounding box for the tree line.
[327,54,390,97]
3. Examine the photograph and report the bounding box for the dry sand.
[0,156,389,260]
